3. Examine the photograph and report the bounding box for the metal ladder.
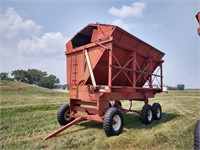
[71,54,78,85]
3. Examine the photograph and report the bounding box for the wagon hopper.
[45,23,165,139]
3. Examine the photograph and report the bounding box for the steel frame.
[66,38,164,120]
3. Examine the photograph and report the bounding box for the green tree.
[177,84,185,90]
[39,75,60,89]
[167,86,177,90]
[10,69,60,89]
[27,69,47,85]
[11,70,29,83]
[0,72,9,80]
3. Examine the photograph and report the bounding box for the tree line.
[0,69,60,89]
[167,84,185,90]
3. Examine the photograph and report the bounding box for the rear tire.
[194,120,200,150]
[57,104,74,126]
[152,103,162,120]
[141,104,153,125]
[103,107,124,136]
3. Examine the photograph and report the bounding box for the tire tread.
[57,104,73,126]
[194,120,200,150]
[103,107,124,136]
[141,104,153,125]
[152,103,162,120]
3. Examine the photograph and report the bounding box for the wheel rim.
[64,110,70,121]
[156,108,161,118]
[147,109,153,121]
[112,115,121,131]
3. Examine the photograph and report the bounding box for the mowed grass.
[0,81,200,150]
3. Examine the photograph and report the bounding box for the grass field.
[1,81,200,150]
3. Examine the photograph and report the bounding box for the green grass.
[0,81,200,150]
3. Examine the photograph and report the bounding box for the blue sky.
[0,0,200,88]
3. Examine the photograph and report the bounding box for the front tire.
[141,104,153,125]
[57,104,74,126]
[103,107,124,136]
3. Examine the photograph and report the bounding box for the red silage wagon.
[45,23,165,139]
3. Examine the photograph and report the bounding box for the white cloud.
[108,2,146,18]
[0,7,42,38]
[17,32,68,56]
[113,19,130,30]
[0,7,69,83]
[112,19,144,31]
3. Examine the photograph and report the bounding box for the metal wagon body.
[45,23,165,139]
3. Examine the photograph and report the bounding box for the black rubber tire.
[57,104,74,126]
[152,103,162,120]
[194,120,200,150]
[141,104,153,125]
[103,107,124,136]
